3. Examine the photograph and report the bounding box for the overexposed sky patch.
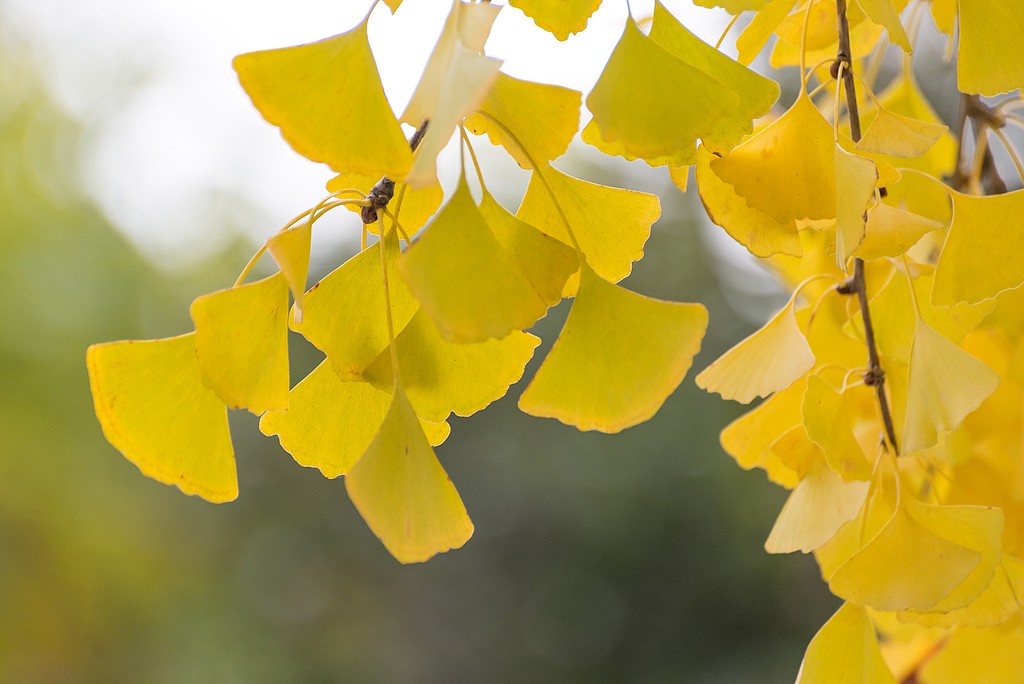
[4,0,728,268]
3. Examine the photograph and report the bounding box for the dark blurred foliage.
[0,20,840,683]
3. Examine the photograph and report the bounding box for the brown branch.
[361,119,430,224]
[951,94,1008,194]
[835,0,899,453]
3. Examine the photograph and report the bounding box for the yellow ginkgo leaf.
[958,0,1024,96]
[854,203,942,261]
[233,22,411,179]
[259,361,448,479]
[711,94,836,224]
[814,477,895,582]
[800,298,864,369]
[719,377,809,488]
[266,221,311,320]
[855,106,947,158]
[696,146,801,258]
[383,0,402,12]
[464,73,581,168]
[399,177,550,343]
[837,138,902,193]
[906,557,1024,629]
[771,2,879,67]
[933,190,1024,307]
[87,333,236,503]
[920,618,1024,684]
[914,274,995,346]
[345,383,473,564]
[869,74,958,186]
[648,1,779,155]
[736,0,797,65]
[769,424,820,482]
[478,191,578,307]
[402,1,503,187]
[795,603,897,684]
[897,529,1012,629]
[403,1,500,125]
[516,164,659,295]
[857,0,911,53]
[363,309,540,422]
[696,293,814,404]
[294,230,419,380]
[583,17,736,167]
[507,0,601,40]
[903,318,999,454]
[519,264,708,433]
[669,166,689,194]
[326,171,443,237]
[692,0,769,13]
[802,375,872,481]
[765,460,870,554]
[868,268,916,366]
[829,498,998,611]
[775,1,842,51]
[834,145,877,268]
[929,0,956,38]
[190,273,289,414]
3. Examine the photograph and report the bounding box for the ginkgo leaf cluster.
[86,0,1024,679]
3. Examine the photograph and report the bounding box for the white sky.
[4,0,730,269]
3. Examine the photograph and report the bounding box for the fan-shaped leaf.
[583,17,736,167]
[933,190,1024,307]
[696,294,814,404]
[711,95,837,224]
[266,221,312,319]
[829,499,996,611]
[903,319,999,454]
[233,22,411,178]
[648,1,779,155]
[363,310,540,422]
[795,603,897,684]
[190,273,289,414]
[519,264,708,433]
[765,460,869,554]
[260,361,448,479]
[696,146,801,258]
[835,146,877,268]
[294,230,419,380]
[402,1,503,187]
[516,164,659,295]
[464,73,581,168]
[345,384,473,564]
[87,334,236,503]
[507,0,601,40]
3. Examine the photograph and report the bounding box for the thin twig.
[361,120,430,224]
[835,0,899,453]
[953,95,1008,194]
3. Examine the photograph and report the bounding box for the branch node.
[864,367,885,387]
[359,120,429,225]
[829,55,850,80]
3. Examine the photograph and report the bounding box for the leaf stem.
[953,94,1008,194]
[459,125,488,193]
[991,127,1024,184]
[232,195,369,288]
[714,13,741,51]
[474,110,583,255]
[377,223,403,387]
[799,0,817,90]
[836,0,898,454]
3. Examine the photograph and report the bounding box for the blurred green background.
[0,11,848,683]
